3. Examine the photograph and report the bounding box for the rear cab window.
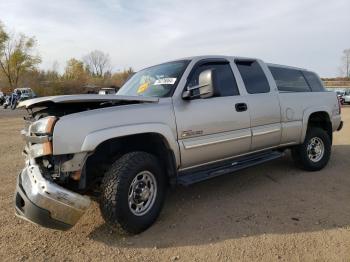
[268,66,324,92]
[235,60,270,94]
[302,71,325,92]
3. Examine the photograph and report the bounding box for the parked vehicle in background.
[343,90,350,104]
[0,92,5,105]
[10,92,20,110]
[14,55,343,235]
[14,88,36,101]
[335,91,345,105]
[98,87,116,95]
[2,88,36,110]
[3,95,10,109]
[336,90,345,97]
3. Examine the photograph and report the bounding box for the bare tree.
[83,50,111,78]
[340,49,350,77]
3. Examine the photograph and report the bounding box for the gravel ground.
[0,107,349,262]
[0,108,27,118]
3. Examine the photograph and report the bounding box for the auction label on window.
[154,78,177,85]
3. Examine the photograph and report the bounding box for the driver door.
[173,60,252,169]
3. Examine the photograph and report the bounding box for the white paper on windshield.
[153,78,177,85]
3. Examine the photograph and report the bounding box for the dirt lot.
[0,107,349,262]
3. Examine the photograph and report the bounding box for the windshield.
[117,60,189,97]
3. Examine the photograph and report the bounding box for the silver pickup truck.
[15,56,343,234]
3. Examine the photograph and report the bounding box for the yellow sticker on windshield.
[137,82,149,94]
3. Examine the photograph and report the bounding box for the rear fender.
[301,107,332,142]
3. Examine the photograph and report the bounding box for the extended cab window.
[188,62,239,97]
[235,60,270,94]
[269,67,311,92]
[302,71,325,92]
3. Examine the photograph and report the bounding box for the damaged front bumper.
[15,164,91,230]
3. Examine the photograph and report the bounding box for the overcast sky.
[1,0,349,76]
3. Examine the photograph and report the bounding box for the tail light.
[337,96,342,114]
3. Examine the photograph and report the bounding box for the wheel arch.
[82,126,179,189]
[81,123,180,164]
[302,108,332,143]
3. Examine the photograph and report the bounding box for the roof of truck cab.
[167,55,307,70]
[139,55,310,73]
[143,55,259,69]
[169,55,260,61]
[266,63,308,71]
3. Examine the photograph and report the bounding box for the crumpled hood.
[18,94,159,109]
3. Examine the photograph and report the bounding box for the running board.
[177,151,283,186]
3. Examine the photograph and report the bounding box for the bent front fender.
[80,123,180,166]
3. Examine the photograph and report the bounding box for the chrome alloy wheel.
[307,137,324,163]
[128,171,157,216]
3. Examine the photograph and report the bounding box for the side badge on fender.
[181,130,203,138]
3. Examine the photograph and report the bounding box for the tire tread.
[100,151,164,234]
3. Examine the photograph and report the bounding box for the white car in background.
[98,88,116,95]
[343,90,350,104]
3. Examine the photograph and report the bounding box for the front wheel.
[99,151,166,234]
[292,127,331,171]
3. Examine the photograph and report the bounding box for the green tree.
[111,67,134,88]
[0,21,41,90]
[64,58,87,80]
[63,58,89,94]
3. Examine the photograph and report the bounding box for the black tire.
[99,151,166,234]
[292,127,331,171]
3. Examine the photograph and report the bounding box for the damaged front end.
[15,113,91,230]
[14,94,159,230]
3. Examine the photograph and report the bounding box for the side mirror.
[182,69,215,99]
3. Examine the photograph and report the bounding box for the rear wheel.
[99,151,166,234]
[292,127,331,171]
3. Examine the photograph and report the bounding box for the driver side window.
[187,62,240,97]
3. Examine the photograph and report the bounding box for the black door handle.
[235,103,248,112]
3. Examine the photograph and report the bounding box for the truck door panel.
[247,92,282,150]
[177,97,251,168]
[174,60,252,169]
[235,60,282,151]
